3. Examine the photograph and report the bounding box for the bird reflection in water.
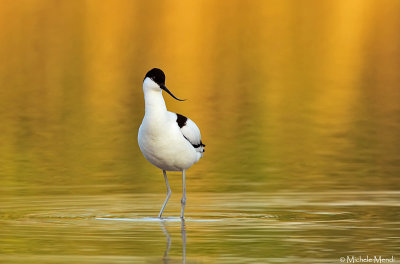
[160,219,186,263]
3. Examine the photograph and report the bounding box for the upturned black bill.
[161,85,185,101]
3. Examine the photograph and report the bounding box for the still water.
[1,0,400,263]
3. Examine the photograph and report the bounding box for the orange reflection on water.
[0,0,399,192]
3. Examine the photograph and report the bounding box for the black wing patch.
[176,113,206,152]
[192,140,206,149]
[176,113,187,128]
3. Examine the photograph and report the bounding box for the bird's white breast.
[138,113,198,171]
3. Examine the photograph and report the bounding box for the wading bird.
[138,68,205,219]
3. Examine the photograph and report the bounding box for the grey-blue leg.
[159,170,171,218]
[180,169,186,219]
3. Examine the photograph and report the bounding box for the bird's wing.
[169,112,205,151]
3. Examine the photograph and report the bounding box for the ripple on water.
[95,217,224,222]
[1,191,399,263]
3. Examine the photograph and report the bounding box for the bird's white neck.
[143,89,167,116]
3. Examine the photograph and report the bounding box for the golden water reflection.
[0,0,399,193]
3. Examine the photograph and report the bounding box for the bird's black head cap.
[145,68,165,86]
[143,68,185,101]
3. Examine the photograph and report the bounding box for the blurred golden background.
[1,0,399,194]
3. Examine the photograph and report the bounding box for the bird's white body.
[138,70,205,219]
[138,78,203,171]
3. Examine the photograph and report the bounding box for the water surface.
[1,0,400,263]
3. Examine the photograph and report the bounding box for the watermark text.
[340,256,395,263]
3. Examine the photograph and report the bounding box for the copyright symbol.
[340,257,345,262]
